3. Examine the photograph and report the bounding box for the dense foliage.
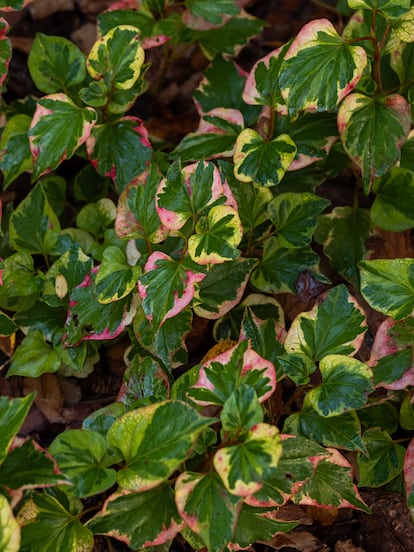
[0,0,414,550]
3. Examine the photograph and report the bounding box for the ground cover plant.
[0,0,414,550]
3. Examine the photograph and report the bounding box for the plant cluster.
[0,0,414,550]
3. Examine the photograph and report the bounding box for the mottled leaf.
[0,18,11,89]
[0,494,19,552]
[404,438,414,516]
[107,400,212,491]
[29,93,97,180]
[359,258,414,319]
[393,7,414,42]
[0,114,32,188]
[234,129,296,187]
[348,0,410,19]
[95,246,140,303]
[279,19,367,116]
[358,428,405,487]
[338,93,411,192]
[284,284,367,360]
[0,394,35,463]
[187,0,239,24]
[221,385,263,434]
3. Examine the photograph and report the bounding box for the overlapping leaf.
[8,332,61,377]
[279,19,367,116]
[0,394,35,463]
[29,94,97,180]
[0,18,11,89]
[348,0,410,19]
[284,284,367,360]
[0,495,19,552]
[95,246,140,303]
[307,354,373,417]
[188,340,276,406]
[175,472,241,552]
[0,114,32,188]
[240,308,286,365]
[86,117,152,193]
[234,129,296,187]
[338,93,411,192]
[107,400,212,491]
[138,252,205,329]
[0,252,42,312]
[404,438,414,517]
[214,423,282,496]
[87,485,183,549]
[359,258,414,319]
[371,167,414,230]
[221,385,263,434]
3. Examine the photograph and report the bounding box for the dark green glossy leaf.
[0,114,32,189]
[13,302,66,343]
[28,33,86,94]
[307,354,373,417]
[279,19,367,116]
[251,237,323,294]
[187,0,239,24]
[175,472,241,552]
[338,93,411,192]
[284,284,367,360]
[29,94,97,180]
[314,206,372,286]
[372,348,413,386]
[86,117,152,193]
[240,308,285,365]
[268,192,329,248]
[358,400,399,434]
[359,258,414,319]
[399,392,414,430]
[118,354,169,406]
[87,484,182,549]
[234,129,296,187]
[221,385,263,434]
[0,311,18,335]
[371,167,414,231]
[358,428,405,487]
[0,252,42,312]
[107,400,212,491]
[348,0,410,19]
[284,402,365,451]
[277,352,316,385]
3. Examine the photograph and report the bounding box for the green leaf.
[75,198,116,239]
[293,450,370,512]
[358,400,399,434]
[232,504,297,549]
[188,340,276,406]
[115,163,168,243]
[107,400,212,491]
[234,129,296,187]
[279,19,367,116]
[0,393,35,463]
[251,237,323,294]
[194,258,257,319]
[188,205,243,264]
[214,423,282,496]
[87,484,182,549]
[284,284,367,360]
[95,246,140,303]
[138,252,205,329]
[29,93,97,181]
[372,348,413,386]
[19,492,94,552]
[133,305,192,370]
[8,331,61,377]
[97,9,157,39]
[359,258,414,319]
[0,18,11,90]
[0,252,42,312]
[187,0,239,24]
[221,385,263,434]
[13,301,66,343]
[268,192,330,248]
[249,434,328,506]
[196,14,265,60]
[194,57,259,125]
[358,428,405,487]
[314,206,372,286]
[393,7,414,42]
[277,353,316,385]
[0,310,18,335]
[348,0,410,19]
[175,472,241,552]
[9,183,60,255]
[371,167,414,230]
[0,114,32,188]
[0,494,20,552]
[42,244,93,308]
[87,25,144,90]
[119,354,169,406]
[0,439,64,491]
[404,438,414,516]
[240,309,285,366]
[284,403,365,451]
[243,44,288,109]
[399,392,414,430]
[338,93,411,192]
[64,267,136,344]
[49,429,117,498]
[307,354,373,417]
[86,117,152,193]
[28,33,86,94]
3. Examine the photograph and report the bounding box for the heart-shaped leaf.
[8,332,61,377]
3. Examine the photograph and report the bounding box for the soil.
[1,1,414,551]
